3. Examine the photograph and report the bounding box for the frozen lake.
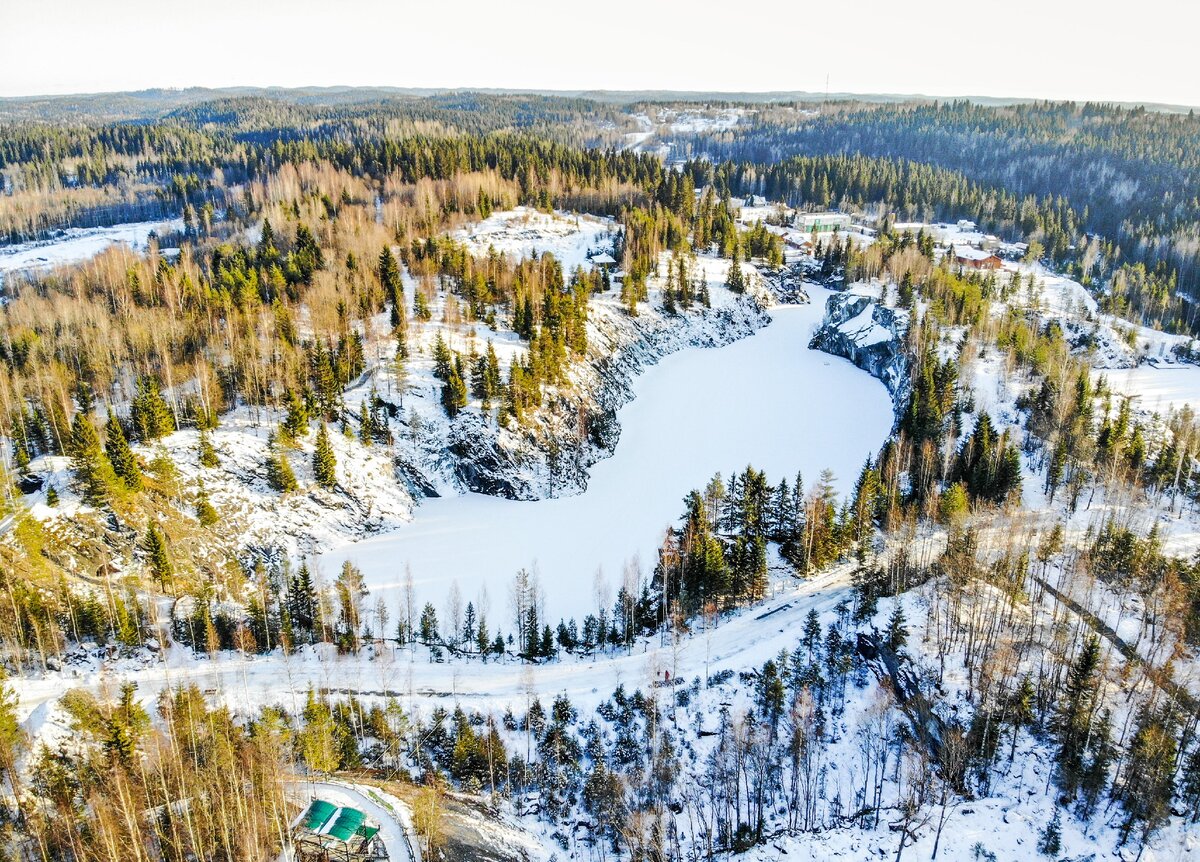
[320,288,893,624]
[1101,364,1200,416]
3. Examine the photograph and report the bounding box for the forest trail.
[12,562,860,724]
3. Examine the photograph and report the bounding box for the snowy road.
[14,561,859,731]
[286,779,419,862]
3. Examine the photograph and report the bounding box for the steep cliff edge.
[809,290,910,423]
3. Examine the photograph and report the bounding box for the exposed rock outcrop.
[444,294,770,499]
[809,291,910,423]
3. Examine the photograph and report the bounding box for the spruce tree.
[1181,745,1200,822]
[267,432,299,492]
[197,428,220,468]
[419,603,440,646]
[282,390,309,440]
[313,424,337,489]
[432,334,452,381]
[476,615,490,660]
[130,376,174,442]
[195,487,219,527]
[257,217,278,266]
[104,410,142,491]
[413,287,431,321]
[358,400,374,444]
[69,412,113,505]
[1053,634,1102,795]
[379,246,407,329]
[1113,706,1178,844]
[1008,675,1036,760]
[1036,811,1062,857]
[885,602,908,652]
[143,522,173,588]
[288,562,318,643]
[725,260,745,293]
[441,368,468,418]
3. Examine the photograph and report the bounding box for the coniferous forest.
[0,85,1199,862]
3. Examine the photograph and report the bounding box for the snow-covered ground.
[318,288,892,622]
[661,107,748,134]
[0,218,183,286]
[15,562,861,738]
[630,107,749,136]
[1102,364,1200,415]
[286,779,418,862]
[12,197,1200,862]
[449,207,617,275]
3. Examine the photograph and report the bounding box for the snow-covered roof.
[797,211,851,223]
[590,252,617,265]
[953,245,999,262]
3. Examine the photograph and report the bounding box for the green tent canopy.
[300,799,337,833]
[325,806,367,842]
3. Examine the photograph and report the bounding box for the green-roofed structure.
[290,798,387,861]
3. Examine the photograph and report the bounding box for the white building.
[795,212,852,233]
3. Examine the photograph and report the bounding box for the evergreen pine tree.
[283,390,309,440]
[1036,810,1062,857]
[195,487,219,527]
[288,562,318,642]
[413,286,431,321]
[379,246,407,329]
[419,603,440,646]
[1008,675,1036,760]
[1053,634,1102,795]
[143,522,173,588]
[313,423,337,488]
[197,428,220,468]
[130,376,174,442]
[441,368,468,418]
[725,259,745,293]
[358,399,374,444]
[104,410,142,491]
[1181,745,1200,822]
[885,602,908,652]
[69,412,113,505]
[1113,706,1179,845]
[476,615,490,660]
[267,433,299,492]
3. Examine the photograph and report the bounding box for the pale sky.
[2,0,1198,106]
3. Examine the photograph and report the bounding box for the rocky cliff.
[443,292,770,499]
[809,291,910,423]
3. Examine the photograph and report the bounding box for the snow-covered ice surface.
[319,288,893,622]
[1103,364,1200,415]
[0,218,183,286]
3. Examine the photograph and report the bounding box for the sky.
[2,0,1199,106]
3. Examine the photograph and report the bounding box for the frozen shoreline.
[318,288,894,622]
